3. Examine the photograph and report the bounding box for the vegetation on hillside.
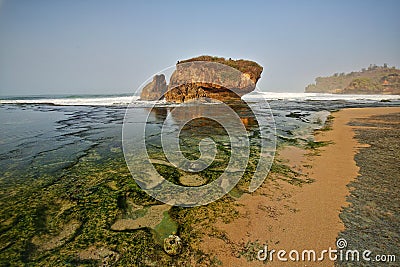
[305,64,400,94]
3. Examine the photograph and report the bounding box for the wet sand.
[200,107,400,266]
[337,109,400,266]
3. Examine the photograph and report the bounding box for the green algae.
[0,103,272,266]
[269,160,315,186]
[305,140,333,149]
[0,129,243,265]
[154,211,179,242]
[228,186,244,199]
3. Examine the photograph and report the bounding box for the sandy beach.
[200,107,400,266]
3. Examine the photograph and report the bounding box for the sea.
[1,92,400,187]
[1,91,400,264]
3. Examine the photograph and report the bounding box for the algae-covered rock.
[163,234,182,255]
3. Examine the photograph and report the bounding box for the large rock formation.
[140,74,167,101]
[165,56,263,103]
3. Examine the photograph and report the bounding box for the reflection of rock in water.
[240,117,256,127]
[167,100,259,130]
[141,99,266,205]
[144,101,261,182]
[148,107,168,121]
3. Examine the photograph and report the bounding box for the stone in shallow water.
[110,204,170,231]
[32,219,81,252]
[163,234,182,256]
[78,246,120,266]
[179,174,208,186]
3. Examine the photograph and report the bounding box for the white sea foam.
[0,96,138,106]
[1,92,399,106]
[243,92,400,101]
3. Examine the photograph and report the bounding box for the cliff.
[305,65,400,94]
[140,56,262,103]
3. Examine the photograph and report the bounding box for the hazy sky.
[0,0,399,96]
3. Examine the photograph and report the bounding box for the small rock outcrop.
[163,235,182,255]
[165,56,263,103]
[140,74,167,101]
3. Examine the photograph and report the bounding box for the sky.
[0,0,399,96]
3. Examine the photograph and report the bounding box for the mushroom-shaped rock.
[165,56,263,103]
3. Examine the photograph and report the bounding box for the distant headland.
[140,56,263,102]
[305,64,400,94]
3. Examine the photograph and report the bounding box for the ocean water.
[1,92,400,186]
[1,92,400,264]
